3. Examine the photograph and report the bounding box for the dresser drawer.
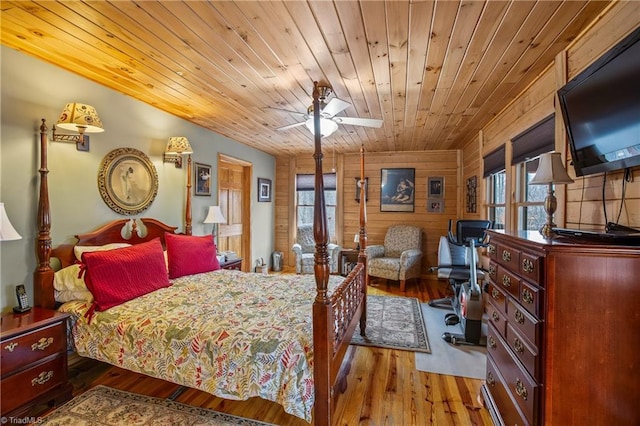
[499,345,539,426]
[487,297,507,338]
[519,251,542,286]
[506,323,541,380]
[486,282,507,316]
[486,354,530,426]
[496,242,520,271]
[1,322,66,376]
[507,298,541,350]
[1,355,66,414]
[497,266,521,299]
[520,280,544,319]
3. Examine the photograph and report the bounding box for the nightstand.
[1,307,73,418]
[338,249,360,276]
[220,258,243,271]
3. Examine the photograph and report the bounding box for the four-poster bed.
[32,82,368,425]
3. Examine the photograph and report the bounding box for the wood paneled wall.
[459,2,639,232]
[275,150,460,274]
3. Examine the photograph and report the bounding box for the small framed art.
[428,176,444,198]
[258,177,272,202]
[194,163,212,196]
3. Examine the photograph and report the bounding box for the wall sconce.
[355,177,368,202]
[164,137,193,168]
[203,205,227,246]
[0,202,22,241]
[530,152,574,239]
[354,233,360,251]
[52,103,104,151]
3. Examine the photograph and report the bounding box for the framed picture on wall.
[428,176,444,198]
[380,168,415,212]
[427,199,445,213]
[194,162,212,196]
[258,177,272,202]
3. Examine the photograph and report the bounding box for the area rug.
[351,295,430,353]
[39,385,274,425]
[415,303,487,379]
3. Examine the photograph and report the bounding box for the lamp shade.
[530,152,574,185]
[0,202,22,241]
[166,137,194,154]
[305,118,338,137]
[56,103,104,133]
[203,206,226,224]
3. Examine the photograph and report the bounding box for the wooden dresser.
[481,230,640,425]
[1,308,73,418]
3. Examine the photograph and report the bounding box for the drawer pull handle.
[502,275,511,287]
[522,258,534,273]
[514,337,524,354]
[487,371,495,386]
[502,250,511,262]
[488,336,497,349]
[488,265,496,277]
[515,378,528,400]
[522,288,534,304]
[4,342,18,352]
[514,309,525,324]
[31,337,54,351]
[491,288,500,300]
[488,244,496,255]
[492,311,500,322]
[32,371,54,386]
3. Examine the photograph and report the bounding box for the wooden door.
[218,157,251,270]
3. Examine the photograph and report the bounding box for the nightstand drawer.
[1,355,66,414]
[1,322,66,376]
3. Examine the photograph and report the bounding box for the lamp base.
[539,223,555,239]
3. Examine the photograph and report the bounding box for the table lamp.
[0,202,22,241]
[530,152,574,238]
[203,206,226,246]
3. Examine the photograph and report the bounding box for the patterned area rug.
[351,295,431,353]
[40,385,274,425]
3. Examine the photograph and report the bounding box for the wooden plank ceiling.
[1,1,611,156]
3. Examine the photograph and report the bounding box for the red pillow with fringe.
[81,238,170,312]
[165,233,220,279]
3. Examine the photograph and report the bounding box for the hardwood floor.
[64,274,492,425]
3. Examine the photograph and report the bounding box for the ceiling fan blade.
[275,121,307,131]
[321,98,350,118]
[334,117,383,128]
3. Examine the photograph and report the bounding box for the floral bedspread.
[59,270,344,422]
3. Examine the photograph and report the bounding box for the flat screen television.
[558,26,640,177]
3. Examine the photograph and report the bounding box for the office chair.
[429,219,493,310]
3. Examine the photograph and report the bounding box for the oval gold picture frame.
[98,148,158,215]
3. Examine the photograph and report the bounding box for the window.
[295,173,337,242]
[512,115,555,231]
[515,157,548,231]
[484,146,506,229]
[487,170,506,229]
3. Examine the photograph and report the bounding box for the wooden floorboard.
[62,273,491,425]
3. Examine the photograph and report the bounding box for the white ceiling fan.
[272,85,383,137]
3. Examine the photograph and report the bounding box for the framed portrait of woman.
[380,168,415,212]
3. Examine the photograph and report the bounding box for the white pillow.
[53,264,94,302]
[74,243,131,261]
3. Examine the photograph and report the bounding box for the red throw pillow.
[165,233,220,279]
[81,238,170,312]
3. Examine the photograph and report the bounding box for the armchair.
[292,224,340,274]
[365,224,423,291]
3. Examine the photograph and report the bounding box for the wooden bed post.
[185,154,193,235]
[357,146,368,334]
[311,81,333,425]
[34,119,55,309]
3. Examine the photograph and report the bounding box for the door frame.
[218,154,252,272]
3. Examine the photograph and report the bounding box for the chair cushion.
[296,224,316,253]
[384,225,422,257]
[368,257,401,280]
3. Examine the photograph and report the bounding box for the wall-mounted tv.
[558,26,640,177]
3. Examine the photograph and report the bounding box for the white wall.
[0,46,275,311]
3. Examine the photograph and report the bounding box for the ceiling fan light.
[305,118,338,137]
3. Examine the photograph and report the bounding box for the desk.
[338,249,359,276]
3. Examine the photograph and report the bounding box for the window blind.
[512,114,555,165]
[483,145,506,178]
[295,173,337,191]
